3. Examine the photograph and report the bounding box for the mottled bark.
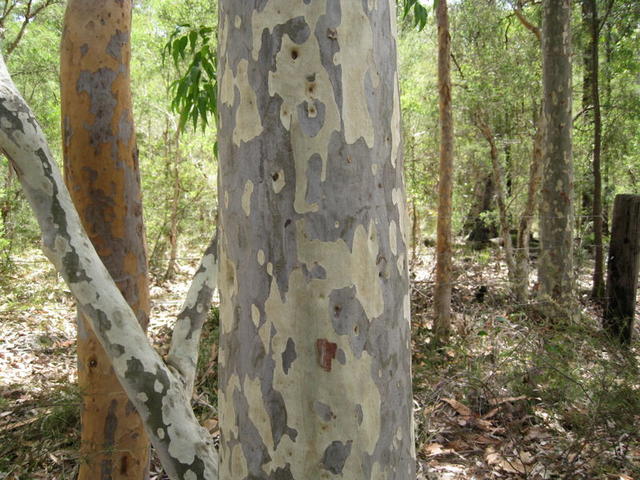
[539,0,574,304]
[217,1,415,478]
[434,0,454,339]
[60,1,151,476]
[0,55,219,480]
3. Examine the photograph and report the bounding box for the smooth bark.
[217,1,415,478]
[60,1,151,476]
[539,0,575,304]
[434,0,454,339]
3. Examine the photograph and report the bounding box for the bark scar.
[316,339,337,372]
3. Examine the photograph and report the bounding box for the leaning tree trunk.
[539,0,574,304]
[60,1,150,477]
[434,0,454,340]
[216,1,415,478]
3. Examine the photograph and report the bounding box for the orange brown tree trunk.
[60,1,150,477]
[434,0,454,340]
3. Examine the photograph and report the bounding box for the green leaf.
[162,24,218,133]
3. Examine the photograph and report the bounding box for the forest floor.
[0,246,638,479]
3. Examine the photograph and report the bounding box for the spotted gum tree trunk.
[217,1,415,478]
[60,1,151,477]
[539,0,574,304]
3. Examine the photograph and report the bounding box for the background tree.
[539,0,574,304]
[60,1,151,477]
[434,0,455,339]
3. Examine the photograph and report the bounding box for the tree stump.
[604,194,640,343]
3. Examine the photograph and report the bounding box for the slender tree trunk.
[60,1,151,477]
[602,19,612,236]
[588,0,605,300]
[539,0,575,304]
[165,130,182,281]
[475,115,516,286]
[435,0,454,339]
[217,1,415,478]
[514,112,544,302]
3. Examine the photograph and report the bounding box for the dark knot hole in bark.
[291,48,299,60]
[88,357,98,368]
[272,172,279,181]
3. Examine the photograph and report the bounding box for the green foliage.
[401,0,430,31]
[163,24,218,133]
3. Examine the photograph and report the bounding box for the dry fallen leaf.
[485,446,526,474]
[442,398,473,417]
[422,442,454,457]
[489,395,527,406]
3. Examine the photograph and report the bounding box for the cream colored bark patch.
[334,2,375,147]
[261,272,382,478]
[233,60,263,145]
[391,76,401,167]
[242,180,254,216]
[219,238,238,335]
[296,219,384,319]
[263,2,339,213]
[251,304,261,327]
[389,220,398,256]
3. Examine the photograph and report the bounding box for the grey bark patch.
[80,43,89,57]
[277,16,310,45]
[268,464,295,480]
[76,68,118,152]
[329,286,369,358]
[335,348,346,365]
[118,109,133,145]
[302,262,327,280]
[110,343,125,357]
[281,337,297,374]
[321,440,352,475]
[304,153,323,206]
[313,401,334,422]
[101,399,118,479]
[296,100,325,137]
[232,388,272,474]
[106,29,129,61]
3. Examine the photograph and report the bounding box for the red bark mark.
[316,339,337,372]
